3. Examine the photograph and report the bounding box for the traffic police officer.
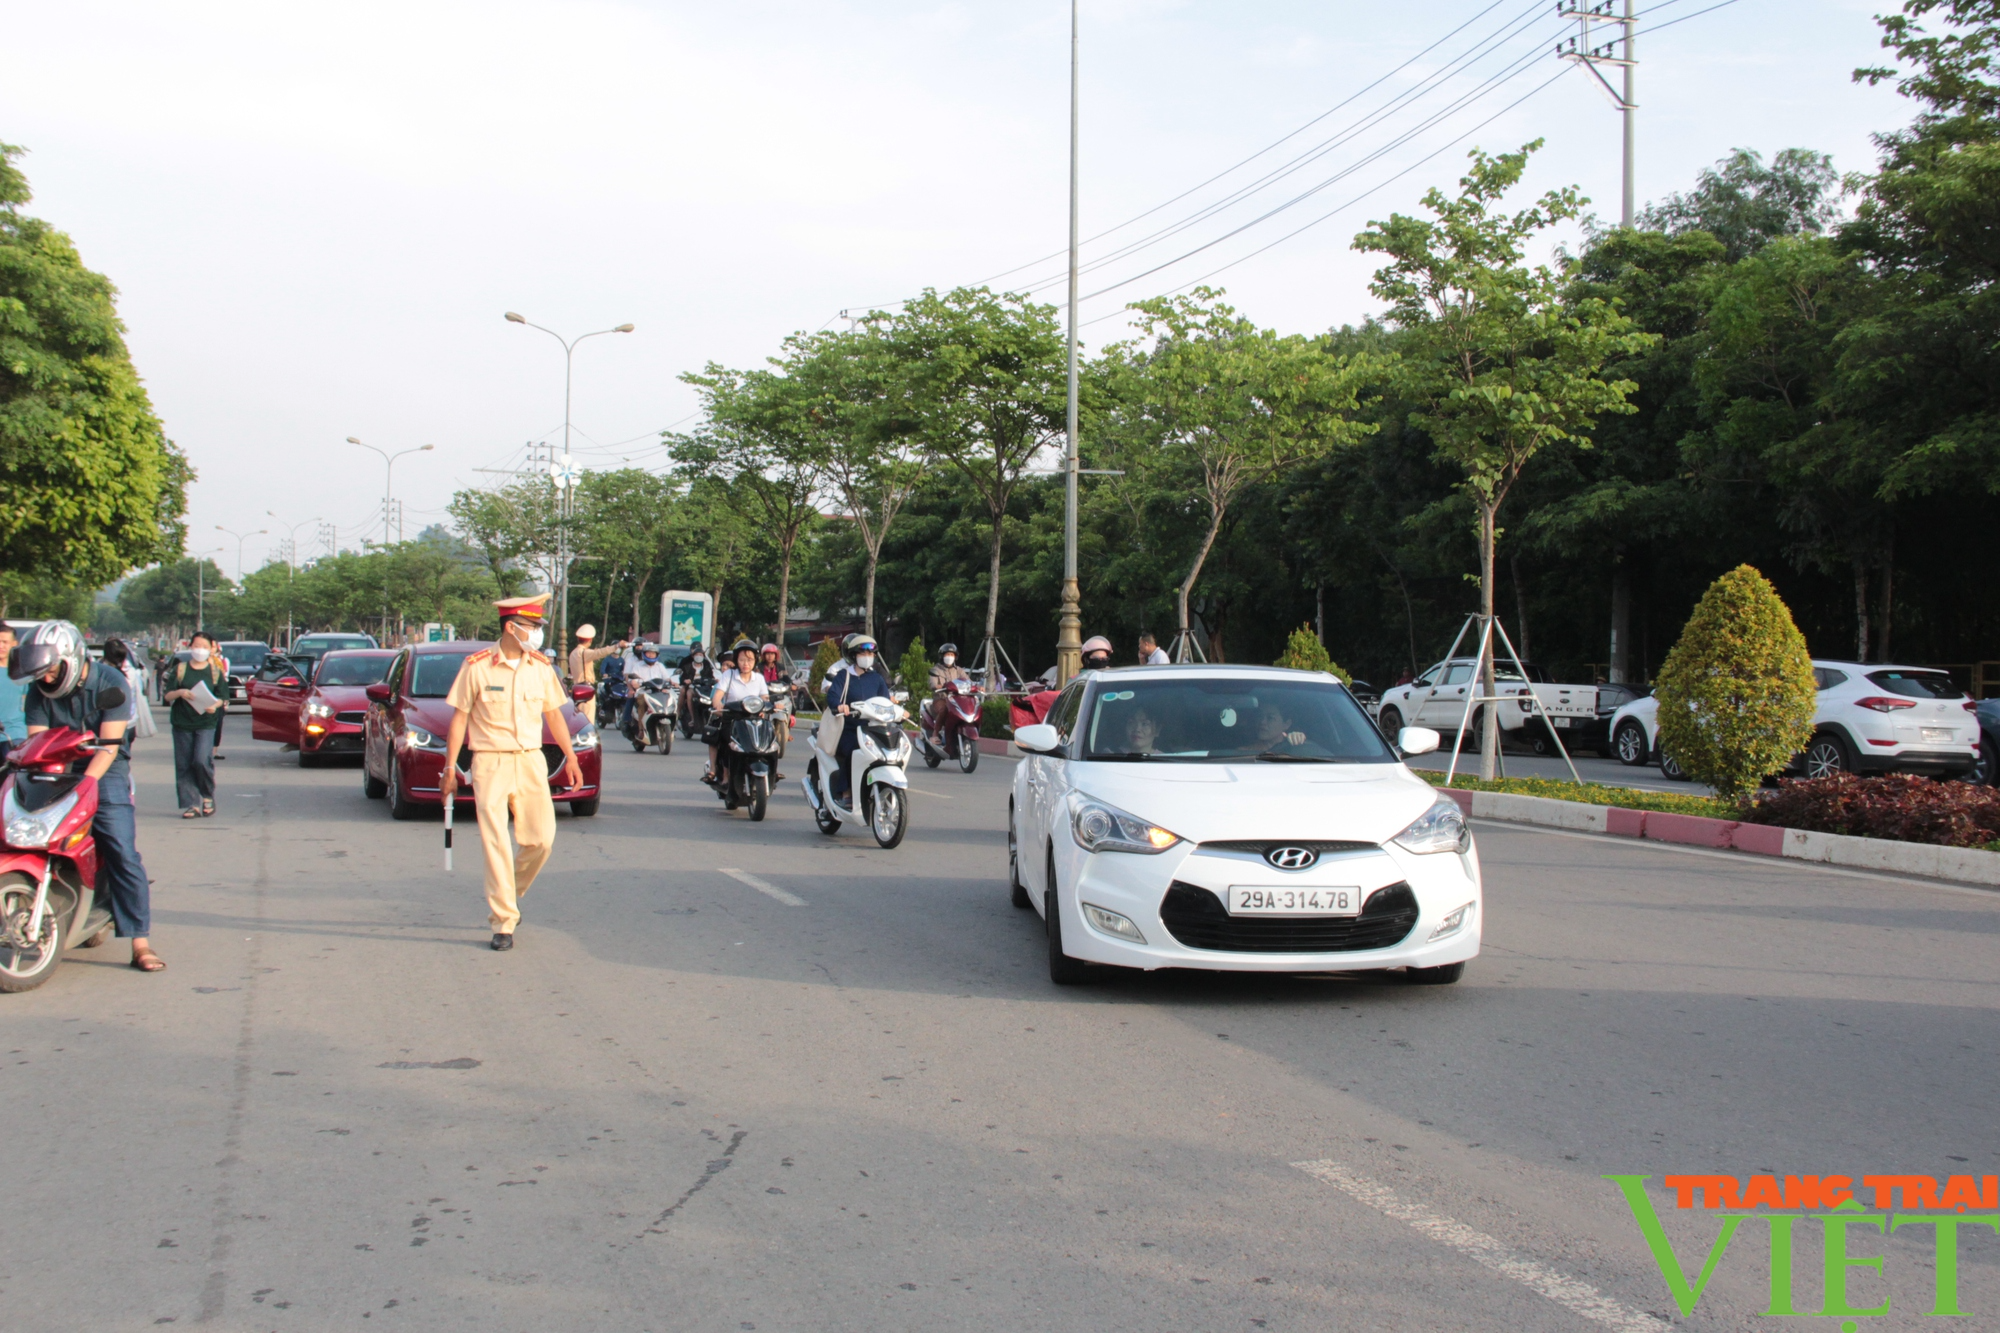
[441,594,584,951]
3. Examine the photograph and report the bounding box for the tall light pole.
[215,525,267,582]
[347,437,433,644]
[269,511,321,648]
[191,547,225,635]
[1054,0,1084,688]
[505,311,634,662]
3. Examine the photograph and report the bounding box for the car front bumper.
[395,744,603,803]
[1054,839,1482,973]
[300,720,364,754]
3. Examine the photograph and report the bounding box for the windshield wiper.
[1089,751,1156,761]
[1254,750,1338,762]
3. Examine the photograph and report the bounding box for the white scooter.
[803,693,912,848]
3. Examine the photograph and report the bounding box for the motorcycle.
[766,677,794,774]
[802,693,912,849]
[0,724,121,992]
[621,681,675,754]
[920,678,983,774]
[712,696,781,821]
[679,672,714,739]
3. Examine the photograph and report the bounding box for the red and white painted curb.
[1436,787,2000,888]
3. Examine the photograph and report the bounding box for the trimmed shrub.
[1739,774,2000,849]
[1273,624,1351,683]
[897,635,932,697]
[807,635,842,697]
[979,694,1014,739]
[1653,565,1816,799]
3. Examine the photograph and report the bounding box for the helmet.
[843,633,877,659]
[939,642,958,657]
[760,642,780,656]
[1080,634,1113,669]
[638,641,660,659]
[727,639,758,663]
[11,620,89,697]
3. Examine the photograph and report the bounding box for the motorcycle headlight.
[1067,792,1179,854]
[3,787,79,851]
[404,725,441,750]
[572,724,599,750]
[1393,795,1471,855]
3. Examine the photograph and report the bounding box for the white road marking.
[718,868,806,907]
[908,788,954,799]
[1293,1160,1668,1333]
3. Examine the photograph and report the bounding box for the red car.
[360,641,601,820]
[248,649,397,763]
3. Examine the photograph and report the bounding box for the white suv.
[1607,660,1978,781]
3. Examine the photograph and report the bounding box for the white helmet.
[10,619,89,698]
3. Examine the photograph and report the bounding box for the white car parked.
[1606,660,1979,781]
[1007,665,1481,985]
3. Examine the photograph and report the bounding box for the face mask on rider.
[941,655,955,667]
[856,653,875,671]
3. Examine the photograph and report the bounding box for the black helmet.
[11,620,88,697]
[939,642,958,657]
[727,638,758,664]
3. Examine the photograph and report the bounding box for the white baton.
[444,790,455,872]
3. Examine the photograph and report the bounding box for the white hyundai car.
[1007,664,1481,985]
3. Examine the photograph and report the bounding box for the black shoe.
[490,933,514,951]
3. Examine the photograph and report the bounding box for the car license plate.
[1552,716,1571,727]
[1922,727,1955,743]
[1227,886,1360,916]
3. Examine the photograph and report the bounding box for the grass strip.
[1417,770,1731,819]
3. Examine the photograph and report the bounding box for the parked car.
[249,649,394,761]
[1969,699,2000,785]
[215,640,272,706]
[360,641,602,819]
[1609,661,1978,781]
[282,632,377,679]
[1374,657,1596,751]
[1008,664,1478,985]
[1571,681,1647,759]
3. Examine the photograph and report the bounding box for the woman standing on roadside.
[164,631,227,817]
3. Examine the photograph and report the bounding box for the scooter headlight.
[3,787,79,851]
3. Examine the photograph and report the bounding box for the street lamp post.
[191,547,226,635]
[346,437,434,643]
[216,524,267,583]
[268,512,321,649]
[1054,0,1084,688]
[505,312,634,663]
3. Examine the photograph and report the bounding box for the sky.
[2,0,1913,581]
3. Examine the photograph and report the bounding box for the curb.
[1437,787,2000,887]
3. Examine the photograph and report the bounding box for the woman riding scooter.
[824,633,891,804]
[704,641,769,785]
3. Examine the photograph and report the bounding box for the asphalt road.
[5,711,1995,1331]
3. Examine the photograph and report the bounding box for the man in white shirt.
[1138,632,1171,665]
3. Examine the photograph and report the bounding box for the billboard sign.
[661,591,713,650]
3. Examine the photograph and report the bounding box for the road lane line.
[1292,1160,1668,1333]
[718,868,806,907]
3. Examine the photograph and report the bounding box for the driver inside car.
[1251,702,1309,754]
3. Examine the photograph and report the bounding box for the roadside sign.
[422,622,455,643]
[661,591,713,650]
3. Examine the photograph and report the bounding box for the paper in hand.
[187,679,221,713]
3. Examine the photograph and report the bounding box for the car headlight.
[3,789,80,851]
[1429,901,1476,940]
[572,724,599,750]
[1393,795,1471,855]
[1067,792,1180,854]
[404,725,442,749]
[1082,902,1147,944]
[305,701,334,719]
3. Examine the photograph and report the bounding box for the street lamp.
[505,311,635,661]
[191,547,226,634]
[345,437,434,546]
[216,525,268,582]
[268,511,321,648]
[1054,0,1083,687]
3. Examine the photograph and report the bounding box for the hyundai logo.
[1265,846,1318,870]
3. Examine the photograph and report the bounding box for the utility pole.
[1054,0,1084,688]
[1557,0,1637,226]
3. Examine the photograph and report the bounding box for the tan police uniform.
[566,640,619,724]
[446,647,565,933]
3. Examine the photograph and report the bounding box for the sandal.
[182,808,201,819]
[131,948,165,972]
[201,799,215,817]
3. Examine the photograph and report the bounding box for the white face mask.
[190,648,210,665]
[941,656,955,666]
[856,653,875,671]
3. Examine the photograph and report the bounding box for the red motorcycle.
[920,678,984,774]
[0,726,116,992]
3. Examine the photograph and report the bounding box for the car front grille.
[1197,839,1377,857]
[1159,881,1419,953]
[315,735,363,752]
[335,710,364,725]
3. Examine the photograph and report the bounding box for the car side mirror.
[570,684,595,704]
[1014,723,1061,754]
[279,676,301,688]
[1398,726,1441,757]
[365,683,393,704]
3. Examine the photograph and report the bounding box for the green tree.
[807,633,842,698]
[1653,565,1816,799]
[574,468,679,637]
[1105,289,1376,660]
[0,145,191,586]
[118,557,229,633]
[896,634,932,696]
[1273,623,1351,682]
[1637,148,1845,262]
[1354,143,1654,774]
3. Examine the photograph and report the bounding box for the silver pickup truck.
[1373,657,1597,749]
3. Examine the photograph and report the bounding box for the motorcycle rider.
[12,620,161,973]
[824,633,891,804]
[566,624,626,724]
[928,642,970,694]
[623,640,673,736]
[758,643,786,685]
[1080,635,1114,672]
[677,642,715,726]
[705,640,770,785]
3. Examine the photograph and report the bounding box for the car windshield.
[1865,669,1964,700]
[409,653,471,698]
[220,644,268,672]
[1082,677,1396,763]
[300,637,372,653]
[316,654,393,687]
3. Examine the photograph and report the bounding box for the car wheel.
[388,755,421,820]
[1406,962,1465,985]
[1613,720,1649,766]
[1008,802,1032,909]
[569,795,600,817]
[1377,706,1403,743]
[1802,732,1851,780]
[1659,750,1692,782]
[362,752,387,799]
[1045,854,1093,986]
[1970,737,1997,786]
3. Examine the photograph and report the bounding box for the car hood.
[313,685,377,708]
[1068,760,1439,845]
[402,697,585,742]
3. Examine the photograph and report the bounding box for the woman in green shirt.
[164,632,228,816]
